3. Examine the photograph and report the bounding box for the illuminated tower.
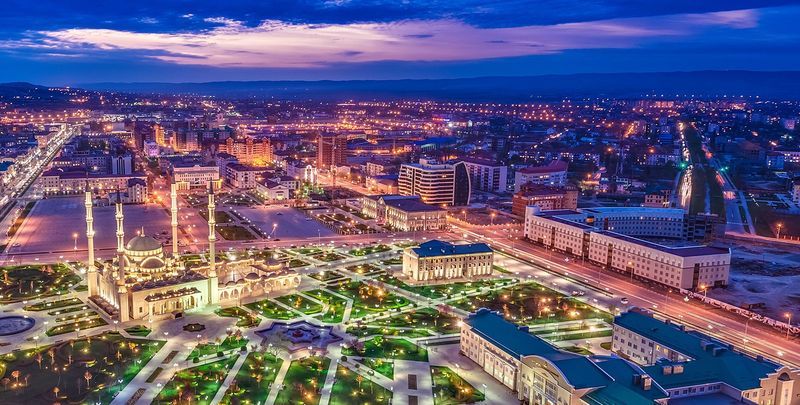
[170,178,179,257]
[206,181,219,304]
[114,189,125,281]
[84,183,97,295]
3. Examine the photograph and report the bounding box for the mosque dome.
[126,236,162,252]
[141,256,166,270]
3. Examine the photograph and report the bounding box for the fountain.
[0,316,35,336]
[257,320,342,352]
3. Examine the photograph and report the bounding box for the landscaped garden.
[24,296,82,311]
[311,252,347,262]
[219,352,283,405]
[347,325,433,339]
[46,315,108,336]
[216,225,256,241]
[329,365,392,405]
[304,289,348,323]
[328,281,410,319]
[355,357,394,379]
[188,332,248,361]
[0,264,81,303]
[275,294,324,315]
[377,275,513,300]
[431,366,485,405]
[345,263,383,276]
[215,306,261,328]
[449,282,610,325]
[274,356,330,405]
[245,299,299,320]
[348,244,392,256]
[199,210,234,224]
[156,355,239,405]
[292,247,323,256]
[364,307,460,334]
[307,270,344,282]
[0,331,164,404]
[342,337,428,362]
[288,258,311,268]
[124,325,151,337]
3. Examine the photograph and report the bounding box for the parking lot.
[232,205,336,240]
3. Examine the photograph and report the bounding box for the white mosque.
[85,180,301,322]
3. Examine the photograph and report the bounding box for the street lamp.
[786,313,793,340]
[776,223,783,239]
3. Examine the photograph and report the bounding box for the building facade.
[511,184,578,216]
[461,309,669,405]
[171,163,223,191]
[461,158,508,193]
[613,310,800,405]
[218,136,273,166]
[41,168,147,195]
[514,160,568,192]
[225,163,263,189]
[316,133,348,169]
[524,208,730,290]
[402,240,493,282]
[361,195,447,232]
[398,159,471,206]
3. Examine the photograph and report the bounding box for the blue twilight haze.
[0,0,799,84]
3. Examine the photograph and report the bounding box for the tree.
[35,352,43,369]
[52,386,60,399]
[1,378,10,392]
[10,370,20,385]
[356,374,364,389]
[84,370,93,391]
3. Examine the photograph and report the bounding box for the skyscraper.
[316,133,348,169]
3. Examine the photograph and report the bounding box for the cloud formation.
[24,9,757,68]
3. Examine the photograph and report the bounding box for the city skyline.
[1,1,800,84]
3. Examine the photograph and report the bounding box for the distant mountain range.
[76,71,800,101]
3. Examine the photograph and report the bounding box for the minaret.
[170,178,179,257]
[207,181,217,274]
[207,180,219,304]
[114,189,126,282]
[84,183,97,296]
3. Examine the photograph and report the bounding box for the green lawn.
[46,316,108,336]
[345,263,383,275]
[367,307,460,334]
[217,225,256,241]
[293,247,322,256]
[245,299,299,320]
[449,282,610,325]
[274,356,331,405]
[381,257,403,265]
[275,294,324,315]
[215,306,261,328]
[305,289,348,323]
[347,325,434,339]
[376,275,512,299]
[348,244,392,256]
[355,357,394,379]
[308,270,345,281]
[0,264,81,304]
[329,365,392,405]
[328,280,410,319]
[124,325,151,337]
[24,296,82,311]
[431,366,485,405]
[342,337,428,362]
[312,252,347,262]
[156,355,239,405]
[219,352,283,405]
[0,332,164,404]
[199,210,234,223]
[188,334,248,361]
[288,258,311,268]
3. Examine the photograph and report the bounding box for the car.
[12,243,21,247]
[571,290,581,296]
[277,212,283,215]
[620,298,630,305]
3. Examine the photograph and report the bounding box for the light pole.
[776,223,783,239]
[73,232,78,261]
[786,313,793,340]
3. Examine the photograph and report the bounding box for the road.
[449,220,800,368]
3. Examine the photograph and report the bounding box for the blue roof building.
[460,309,669,404]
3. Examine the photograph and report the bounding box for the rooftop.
[518,160,568,174]
[595,231,729,258]
[411,240,492,258]
[616,310,782,391]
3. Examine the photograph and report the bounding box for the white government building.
[523,207,730,290]
[402,239,493,283]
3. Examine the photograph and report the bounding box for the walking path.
[264,355,292,405]
[209,353,247,404]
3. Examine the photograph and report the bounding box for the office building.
[361,195,447,232]
[460,309,669,404]
[613,310,799,404]
[398,159,471,206]
[316,133,348,169]
[461,158,508,193]
[511,184,578,216]
[514,160,568,192]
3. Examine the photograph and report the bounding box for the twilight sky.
[1,0,799,85]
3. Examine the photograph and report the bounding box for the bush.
[193,357,200,363]
[341,355,348,362]
[217,351,224,357]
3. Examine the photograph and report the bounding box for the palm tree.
[356,374,364,390]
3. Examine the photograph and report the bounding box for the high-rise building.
[218,136,273,166]
[460,157,508,193]
[316,133,348,169]
[398,159,471,206]
[514,160,568,192]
